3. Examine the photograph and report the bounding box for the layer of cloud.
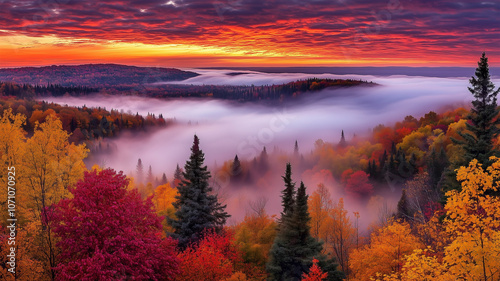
[41,71,483,223]
[43,71,480,175]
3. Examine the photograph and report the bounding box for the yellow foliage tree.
[396,126,432,162]
[0,221,45,281]
[444,119,468,164]
[19,114,88,280]
[308,184,356,275]
[382,158,500,281]
[349,219,423,281]
[152,182,178,233]
[374,249,454,281]
[0,109,26,223]
[443,158,500,280]
[233,210,277,274]
[308,184,332,253]
[329,198,356,275]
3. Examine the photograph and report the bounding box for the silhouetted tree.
[136,158,144,184]
[294,140,299,157]
[147,165,154,184]
[231,155,242,182]
[161,173,168,185]
[338,130,347,147]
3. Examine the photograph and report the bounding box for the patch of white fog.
[42,70,493,227]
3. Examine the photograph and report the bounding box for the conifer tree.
[427,147,448,188]
[444,53,500,194]
[456,52,500,167]
[172,164,183,188]
[169,135,230,249]
[338,130,346,147]
[147,165,154,184]
[161,173,168,185]
[268,164,344,281]
[294,140,299,157]
[280,162,295,220]
[136,158,144,184]
[260,146,269,172]
[231,154,242,182]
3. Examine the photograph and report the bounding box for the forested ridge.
[0,64,374,102]
[0,95,169,144]
[1,54,500,280]
[0,64,198,87]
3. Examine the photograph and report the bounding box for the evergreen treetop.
[280,162,295,220]
[456,52,500,168]
[169,135,229,249]
[443,53,500,195]
[268,164,344,281]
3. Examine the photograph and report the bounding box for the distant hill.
[0,64,199,87]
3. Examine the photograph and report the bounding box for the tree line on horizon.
[0,76,373,102]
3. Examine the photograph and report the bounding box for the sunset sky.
[1,0,499,68]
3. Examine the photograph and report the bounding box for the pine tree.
[427,147,448,188]
[169,135,230,249]
[173,164,183,188]
[161,173,168,185]
[371,159,378,180]
[379,150,387,167]
[280,162,295,221]
[259,146,269,172]
[456,52,500,168]
[147,165,153,184]
[294,140,299,157]
[268,166,344,281]
[444,53,500,194]
[338,130,346,147]
[70,117,78,131]
[136,158,144,184]
[231,154,242,182]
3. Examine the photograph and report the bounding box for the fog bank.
[41,70,493,225]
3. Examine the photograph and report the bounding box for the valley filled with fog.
[41,69,483,225]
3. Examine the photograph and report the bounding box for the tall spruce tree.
[231,154,242,182]
[260,146,269,172]
[294,140,299,157]
[161,173,168,185]
[444,53,500,194]
[172,164,183,188]
[136,158,144,184]
[338,130,346,147]
[457,52,500,167]
[280,162,295,221]
[427,147,448,189]
[147,165,154,184]
[268,165,344,281]
[169,135,229,249]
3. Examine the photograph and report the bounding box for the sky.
[0,0,499,67]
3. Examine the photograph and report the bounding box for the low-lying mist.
[41,70,490,230]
